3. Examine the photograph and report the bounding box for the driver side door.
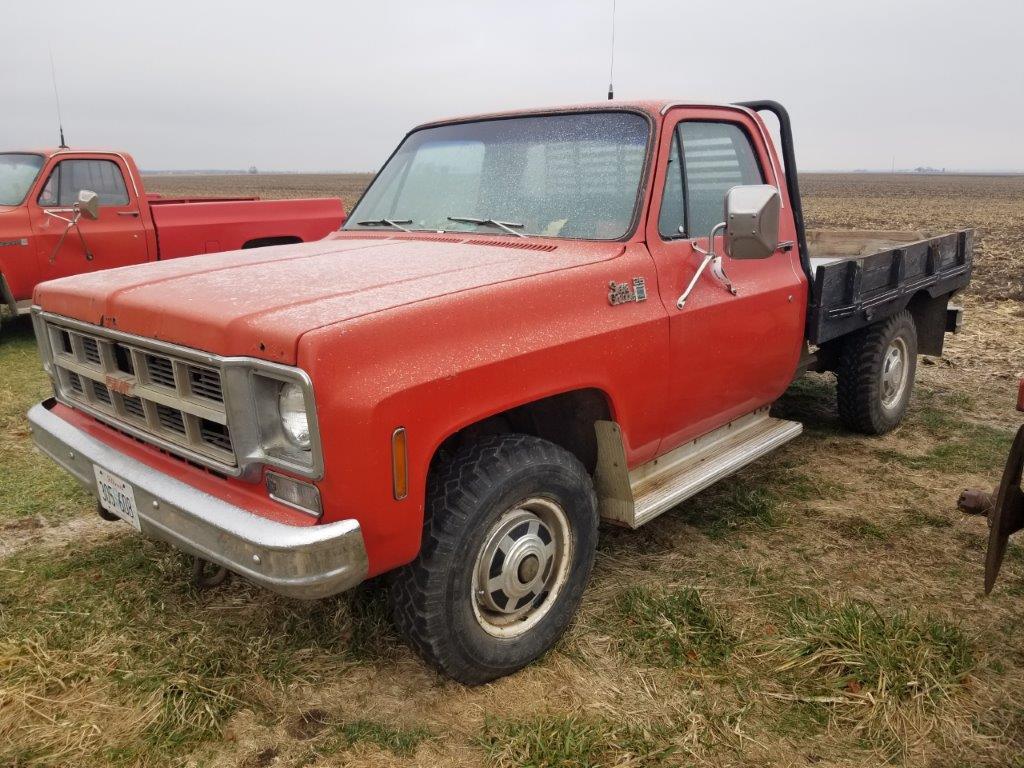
[646,109,807,454]
[29,155,150,282]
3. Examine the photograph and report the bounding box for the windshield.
[345,112,649,240]
[0,154,45,206]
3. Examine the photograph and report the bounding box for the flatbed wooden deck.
[805,228,973,345]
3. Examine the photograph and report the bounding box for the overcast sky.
[3,0,1022,173]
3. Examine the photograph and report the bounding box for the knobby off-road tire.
[836,309,918,435]
[389,434,598,685]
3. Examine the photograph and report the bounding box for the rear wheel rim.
[471,498,572,638]
[880,337,909,409]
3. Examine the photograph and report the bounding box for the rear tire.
[836,310,918,435]
[389,434,598,685]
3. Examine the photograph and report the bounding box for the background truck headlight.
[279,382,311,449]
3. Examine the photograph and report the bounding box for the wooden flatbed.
[805,228,974,346]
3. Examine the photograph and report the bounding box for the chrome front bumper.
[28,400,368,600]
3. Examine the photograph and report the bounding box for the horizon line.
[140,167,1024,176]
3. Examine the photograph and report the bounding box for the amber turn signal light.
[392,427,408,500]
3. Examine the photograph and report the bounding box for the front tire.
[389,434,598,685]
[836,310,918,435]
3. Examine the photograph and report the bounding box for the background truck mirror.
[724,185,780,260]
[76,190,100,221]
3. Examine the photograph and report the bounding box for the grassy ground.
[1,173,1023,767]
[0,320,90,532]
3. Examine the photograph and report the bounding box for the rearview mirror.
[76,190,100,221]
[724,185,780,260]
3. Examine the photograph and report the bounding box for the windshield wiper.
[447,215,525,238]
[356,218,413,232]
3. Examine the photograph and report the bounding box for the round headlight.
[278,383,311,449]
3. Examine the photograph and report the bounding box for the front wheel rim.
[471,498,572,638]
[880,337,910,409]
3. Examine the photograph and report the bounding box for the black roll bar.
[735,100,811,281]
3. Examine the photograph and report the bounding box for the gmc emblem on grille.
[105,376,135,396]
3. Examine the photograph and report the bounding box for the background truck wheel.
[389,433,598,685]
[836,309,918,435]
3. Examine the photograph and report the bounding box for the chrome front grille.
[44,320,236,469]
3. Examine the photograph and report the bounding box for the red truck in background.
[0,149,345,330]
[27,101,973,684]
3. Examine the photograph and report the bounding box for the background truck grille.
[45,320,236,468]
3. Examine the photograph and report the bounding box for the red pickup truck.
[27,101,972,684]
[0,149,345,330]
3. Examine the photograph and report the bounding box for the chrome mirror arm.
[43,208,76,226]
[44,204,94,263]
[676,222,725,309]
[711,254,738,297]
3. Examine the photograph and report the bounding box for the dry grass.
[2,172,1024,767]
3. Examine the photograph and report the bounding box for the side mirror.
[76,190,100,221]
[724,185,780,260]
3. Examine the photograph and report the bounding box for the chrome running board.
[595,408,802,529]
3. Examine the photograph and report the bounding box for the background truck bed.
[806,228,974,345]
[149,197,344,260]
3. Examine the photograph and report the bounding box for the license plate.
[94,466,141,531]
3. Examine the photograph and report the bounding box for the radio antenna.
[607,0,616,100]
[49,49,68,149]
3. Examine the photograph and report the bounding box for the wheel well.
[432,389,613,476]
[814,289,954,371]
[241,236,302,249]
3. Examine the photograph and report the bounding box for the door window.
[678,122,763,238]
[37,159,130,207]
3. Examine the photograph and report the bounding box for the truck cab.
[26,101,972,685]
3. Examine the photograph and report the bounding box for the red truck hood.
[34,234,623,364]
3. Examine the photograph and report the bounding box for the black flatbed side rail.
[807,229,974,346]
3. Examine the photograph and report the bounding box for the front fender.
[297,248,670,577]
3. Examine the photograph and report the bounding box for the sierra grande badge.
[608,277,647,306]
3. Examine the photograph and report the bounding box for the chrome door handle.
[117,211,140,217]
